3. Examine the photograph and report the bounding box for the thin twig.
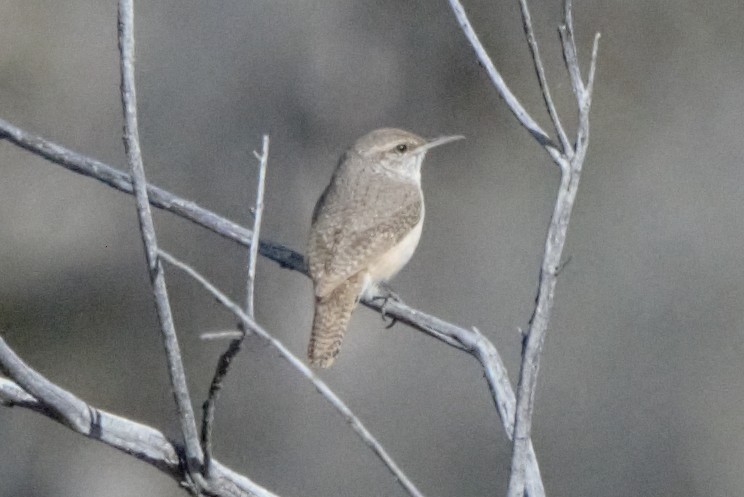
[158,249,428,497]
[201,337,242,477]
[201,135,270,477]
[516,0,571,155]
[201,135,269,477]
[586,33,601,104]
[198,167,274,493]
[0,343,278,497]
[201,331,244,341]
[117,0,203,477]
[559,0,583,102]
[446,0,561,162]
[574,33,601,163]
[246,135,269,317]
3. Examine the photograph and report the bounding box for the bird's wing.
[308,176,422,299]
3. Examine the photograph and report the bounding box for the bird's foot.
[370,281,402,329]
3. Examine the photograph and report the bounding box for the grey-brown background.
[2,1,743,496]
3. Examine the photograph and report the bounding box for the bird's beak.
[417,134,465,154]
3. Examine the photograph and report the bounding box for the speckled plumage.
[307,128,461,367]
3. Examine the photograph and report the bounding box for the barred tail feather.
[308,273,365,368]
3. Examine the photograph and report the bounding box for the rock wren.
[307,128,463,367]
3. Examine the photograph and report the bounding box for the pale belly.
[365,217,424,286]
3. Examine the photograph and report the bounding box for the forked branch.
[446,1,599,496]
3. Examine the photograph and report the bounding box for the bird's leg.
[367,281,402,329]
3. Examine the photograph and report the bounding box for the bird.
[306,128,463,367]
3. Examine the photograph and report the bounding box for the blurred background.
[2,0,744,496]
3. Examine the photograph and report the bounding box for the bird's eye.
[396,143,408,153]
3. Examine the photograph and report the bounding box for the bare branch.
[158,249,428,497]
[446,0,561,160]
[516,0,571,154]
[586,33,601,103]
[0,341,277,497]
[504,2,598,495]
[201,135,270,477]
[0,120,522,429]
[507,171,574,497]
[0,117,539,495]
[371,302,545,497]
[574,33,600,163]
[246,135,270,317]
[201,331,244,341]
[443,0,599,495]
[0,378,43,410]
[202,338,242,477]
[117,0,203,476]
[559,0,583,103]
[0,117,301,269]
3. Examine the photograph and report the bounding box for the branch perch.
[0,115,531,494]
[0,0,601,496]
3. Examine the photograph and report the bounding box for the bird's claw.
[371,282,402,329]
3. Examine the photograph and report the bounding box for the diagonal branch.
[0,117,302,271]
[516,0,571,155]
[0,340,277,497]
[446,0,561,161]
[117,0,203,477]
[374,303,545,497]
[158,249,428,497]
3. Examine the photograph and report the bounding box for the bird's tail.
[308,273,365,368]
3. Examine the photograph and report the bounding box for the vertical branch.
[448,0,599,495]
[246,135,270,317]
[506,166,573,497]
[506,2,600,496]
[201,136,270,477]
[117,0,203,476]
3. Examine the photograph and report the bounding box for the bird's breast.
[365,210,424,285]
